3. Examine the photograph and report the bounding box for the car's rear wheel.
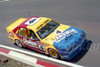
[48,48,60,59]
[15,39,24,48]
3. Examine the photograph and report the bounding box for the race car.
[6,16,86,60]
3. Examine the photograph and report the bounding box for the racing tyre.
[15,40,24,48]
[48,48,60,59]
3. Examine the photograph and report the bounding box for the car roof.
[18,17,50,31]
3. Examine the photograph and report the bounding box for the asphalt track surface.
[0,0,100,67]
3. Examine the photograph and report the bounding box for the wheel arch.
[15,39,25,47]
[47,47,62,59]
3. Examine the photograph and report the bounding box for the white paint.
[9,51,38,64]
[0,0,10,2]
[53,29,78,43]
[25,18,40,25]
[0,51,44,67]
[22,38,38,48]
[0,44,84,67]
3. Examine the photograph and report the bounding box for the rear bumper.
[60,39,87,60]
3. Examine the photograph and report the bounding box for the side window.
[18,28,26,37]
[27,30,37,40]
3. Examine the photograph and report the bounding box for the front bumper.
[61,39,86,60]
[59,33,87,60]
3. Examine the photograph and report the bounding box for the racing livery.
[6,17,86,60]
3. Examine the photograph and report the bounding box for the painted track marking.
[0,50,44,67]
[0,44,84,67]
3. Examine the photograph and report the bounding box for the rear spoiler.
[6,18,27,33]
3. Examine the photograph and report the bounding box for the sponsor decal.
[9,32,14,37]
[54,29,63,35]
[25,18,40,25]
[22,38,38,48]
[37,20,49,30]
[22,38,45,51]
[53,29,78,43]
[37,41,45,51]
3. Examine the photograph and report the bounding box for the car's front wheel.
[48,48,60,59]
[15,39,24,48]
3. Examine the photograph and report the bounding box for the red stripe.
[18,16,40,28]
[0,48,10,54]
[13,16,40,32]
[25,45,45,54]
[37,59,62,67]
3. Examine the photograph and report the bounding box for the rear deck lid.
[6,18,27,32]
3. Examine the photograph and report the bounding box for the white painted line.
[0,52,44,67]
[0,0,10,2]
[0,44,84,67]
[9,51,38,64]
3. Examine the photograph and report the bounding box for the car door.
[24,29,39,48]
[26,29,45,51]
[16,27,45,51]
[16,27,38,48]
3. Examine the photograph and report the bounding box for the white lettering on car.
[53,29,78,43]
[22,38,38,48]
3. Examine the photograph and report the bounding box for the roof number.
[25,18,40,25]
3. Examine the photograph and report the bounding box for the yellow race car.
[6,17,86,60]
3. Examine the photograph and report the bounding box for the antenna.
[27,10,31,17]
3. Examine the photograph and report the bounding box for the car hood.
[42,24,85,50]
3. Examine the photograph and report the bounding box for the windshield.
[37,20,59,39]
